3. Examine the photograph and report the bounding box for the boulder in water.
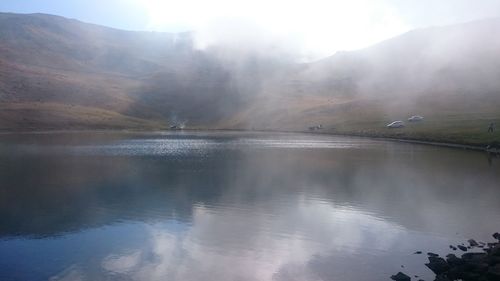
[426,256,450,275]
[390,272,411,281]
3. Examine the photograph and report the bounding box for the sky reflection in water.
[0,132,499,281]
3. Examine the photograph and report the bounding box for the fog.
[1,1,500,134]
[1,3,500,280]
[4,0,500,57]
[142,0,500,59]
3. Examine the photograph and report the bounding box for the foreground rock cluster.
[391,233,500,281]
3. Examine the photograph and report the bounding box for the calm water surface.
[0,131,499,281]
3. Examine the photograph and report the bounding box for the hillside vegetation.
[1,13,499,145]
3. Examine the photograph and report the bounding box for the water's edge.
[0,128,490,152]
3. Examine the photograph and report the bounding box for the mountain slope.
[222,19,500,145]
[0,13,239,130]
[0,12,499,145]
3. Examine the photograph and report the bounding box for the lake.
[0,131,499,281]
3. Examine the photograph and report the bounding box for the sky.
[1,0,500,58]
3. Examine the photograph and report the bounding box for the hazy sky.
[1,0,500,57]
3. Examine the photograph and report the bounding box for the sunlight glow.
[138,0,410,57]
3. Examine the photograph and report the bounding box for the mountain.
[0,12,499,145]
[0,12,243,130]
[221,19,500,145]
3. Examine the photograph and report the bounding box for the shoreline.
[0,128,493,153]
[207,128,492,152]
[392,232,500,281]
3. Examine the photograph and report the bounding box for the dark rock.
[488,243,500,253]
[445,254,464,266]
[489,256,500,265]
[462,252,487,261]
[488,264,500,281]
[434,273,451,281]
[426,256,450,275]
[493,244,500,256]
[414,251,422,254]
[468,239,479,247]
[447,267,464,280]
[460,258,488,273]
[493,232,500,241]
[470,262,489,273]
[402,233,500,281]
[461,271,481,280]
[391,272,411,281]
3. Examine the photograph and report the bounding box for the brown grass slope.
[0,13,499,146]
[0,12,235,130]
[222,19,500,146]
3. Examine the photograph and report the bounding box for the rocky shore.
[391,233,500,281]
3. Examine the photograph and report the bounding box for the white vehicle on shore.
[387,121,405,128]
[408,115,424,122]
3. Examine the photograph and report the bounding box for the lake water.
[0,131,499,281]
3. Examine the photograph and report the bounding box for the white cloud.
[137,0,411,57]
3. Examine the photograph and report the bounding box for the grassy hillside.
[221,92,500,146]
[0,102,164,131]
[0,12,499,146]
[219,19,500,146]
[0,12,237,129]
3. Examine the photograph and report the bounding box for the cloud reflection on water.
[0,132,499,281]
[52,200,409,281]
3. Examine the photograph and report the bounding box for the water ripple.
[7,135,375,156]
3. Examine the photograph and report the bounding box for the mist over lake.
[0,132,499,281]
[1,0,500,280]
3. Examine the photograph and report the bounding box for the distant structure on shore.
[169,121,187,130]
[308,124,323,131]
